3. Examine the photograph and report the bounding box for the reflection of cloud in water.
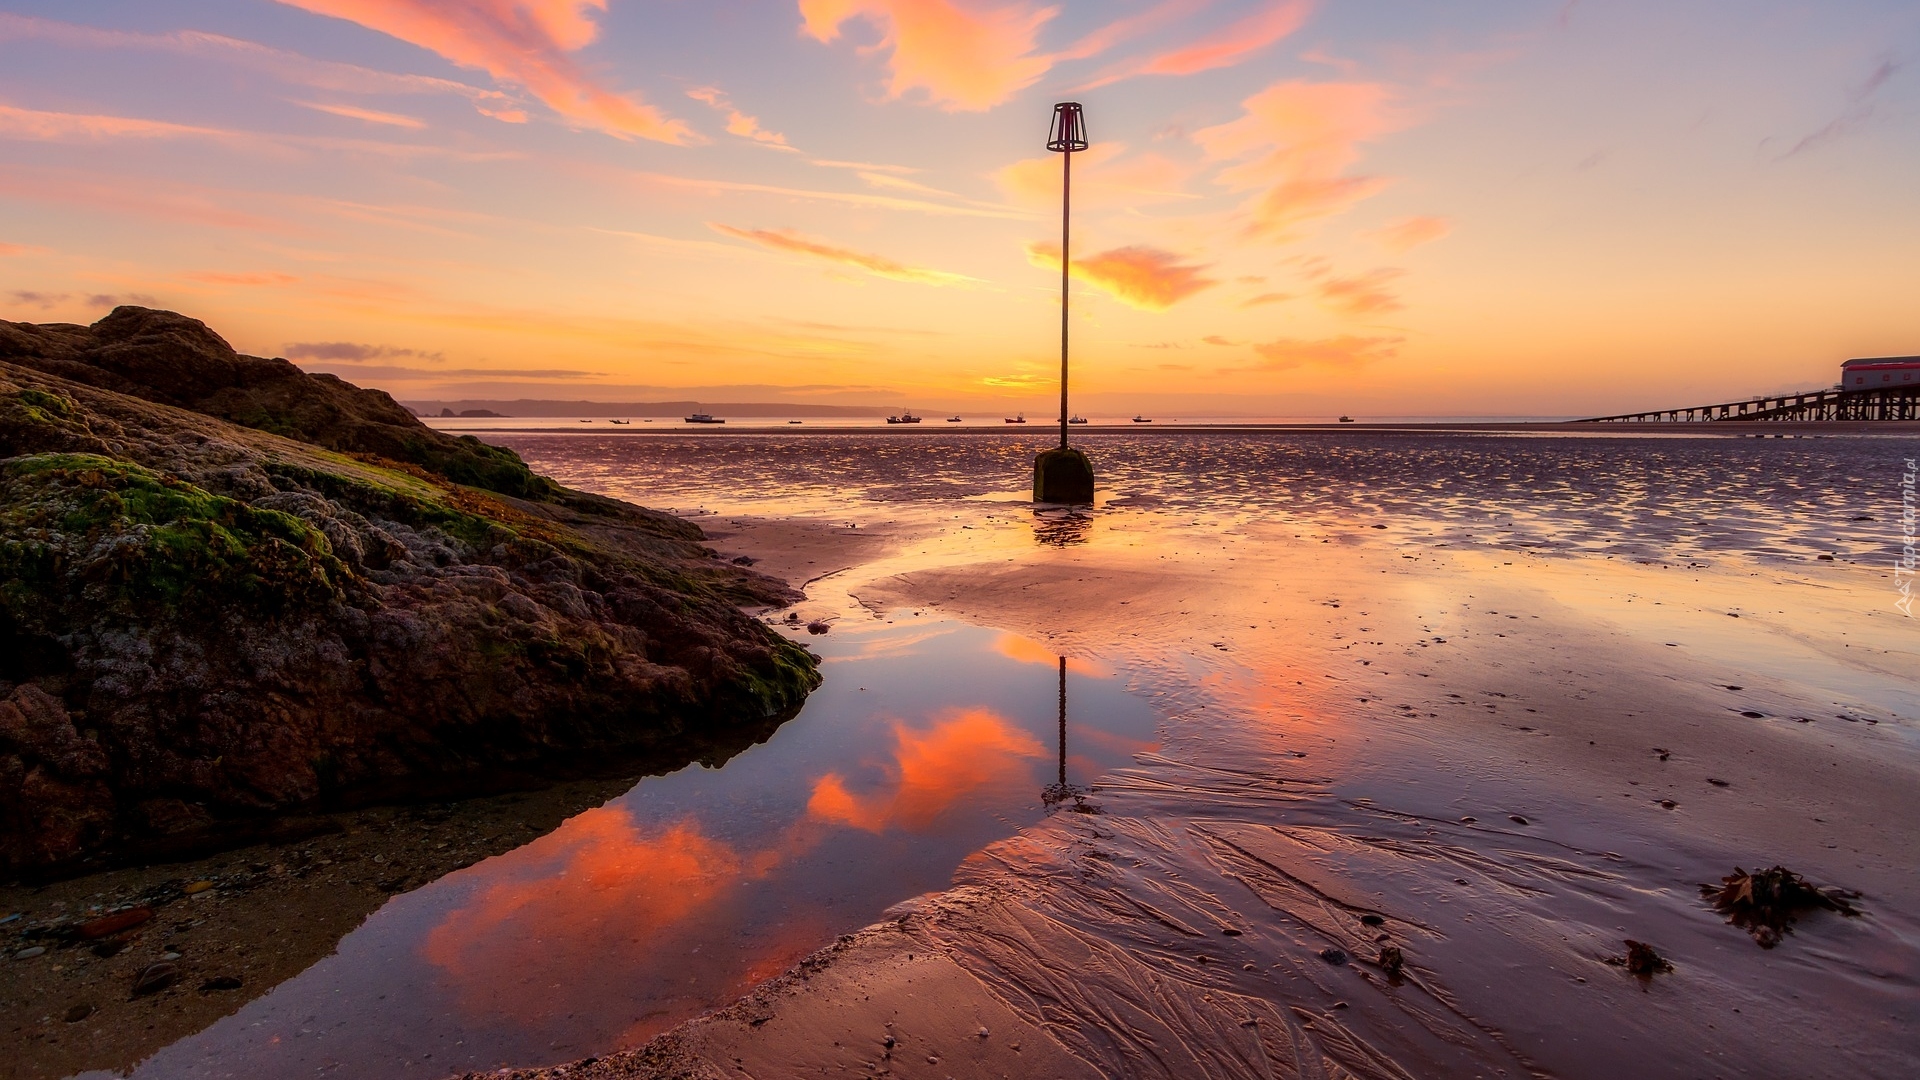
[807,708,1046,832]
[994,633,1102,676]
[421,808,776,1024]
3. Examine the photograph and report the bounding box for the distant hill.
[404,399,894,418]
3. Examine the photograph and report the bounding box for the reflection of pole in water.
[1057,655,1068,790]
[1042,654,1098,814]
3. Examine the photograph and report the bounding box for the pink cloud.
[1027,242,1220,311]
[274,1,693,143]
[293,101,428,129]
[0,103,229,142]
[1195,79,1405,237]
[686,87,796,151]
[1080,0,1314,90]
[1317,267,1405,316]
[798,0,1056,111]
[1239,291,1291,308]
[1365,214,1450,252]
[711,223,974,286]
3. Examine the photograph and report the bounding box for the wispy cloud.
[1365,215,1449,253]
[711,223,976,286]
[283,341,441,361]
[1026,242,1219,311]
[1248,334,1402,371]
[1775,56,1904,161]
[632,171,1033,220]
[297,362,599,380]
[1239,291,1291,308]
[273,0,694,143]
[1079,0,1314,90]
[185,271,301,286]
[1317,267,1405,316]
[686,86,796,151]
[993,143,1203,209]
[293,100,428,129]
[798,0,1056,111]
[7,290,159,310]
[0,14,528,123]
[0,103,230,142]
[1194,79,1405,237]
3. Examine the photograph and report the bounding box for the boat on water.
[1338,415,1355,423]
[1068,415,1088,425]
[788,419,803,424]
[1131,415,1152,423]
[946,415,963,423]
[1005,414,1027,424]
[609,419,630,425]
[684,413,725,424]
[886,412,922,424]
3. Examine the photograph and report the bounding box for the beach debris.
[784,612,800,623]
[730,555,757,565]
[1377,946,1405,975]
[1605,940,1673,976]
[1707,778,1730,787]
[1359,914,1385,928]
[806,620,831,635]
[63,1003,95,1023]
[1703,866,1861,948]
[1659,800,1677,809]
[130,961,180,997]
[1318,948,1348,965]
[182,880,214,895]
[77,906,153,939]
[1818,554,1834,561]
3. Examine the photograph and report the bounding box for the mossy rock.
[1034,446,1095,504]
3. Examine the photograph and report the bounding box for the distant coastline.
[402,398,893,418]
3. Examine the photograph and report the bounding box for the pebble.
[15,946,46,959]
[1318,948,1348,965]
[183,880,214,895]
[64,1003,95,1023]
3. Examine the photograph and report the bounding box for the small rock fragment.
[1509,814,1529,825]
[131,961,180,997]
[1377,946,1404,975]
[15,946,47,959]
[199,976,244,992]
[1318,948,1347,965]
[64,1003,96,1023]
[806,621,831,635]
[1605,939,1673,976]
[78,907,153,939]
[1359,914,1385,927]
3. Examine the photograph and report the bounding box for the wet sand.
[490,490,1920,1078]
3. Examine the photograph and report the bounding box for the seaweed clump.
[1701,866,1861,948]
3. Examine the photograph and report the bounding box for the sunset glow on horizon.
[2,1,1915,417]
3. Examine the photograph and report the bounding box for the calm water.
[116,429,1914,1078]
[126,623,1155,1079]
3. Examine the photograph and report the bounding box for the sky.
[0,0,1916,418]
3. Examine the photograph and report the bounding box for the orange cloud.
[423,808,777,1025]
[711,223,975,286]
[1366,214,1450,252]
[1318,267,1405,316]
[1027,242,1219,311]
[993,144,1203,210]
[1194,79,1404,237]
[274,0,693,143]
[633,170,1031,220]
[1249,334,1402,371]
[1080,0,1314,89]
[807,708,1046,832]
[293,100,427,129]
[0,241,44,257]
[686,86,796,151]
[991,634,1101,675]
[798,0,1055,111]
[1240,291,1291,308]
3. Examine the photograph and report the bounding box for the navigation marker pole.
[1034,102,1095,504]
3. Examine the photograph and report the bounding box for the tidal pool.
[113,622,1156,1079]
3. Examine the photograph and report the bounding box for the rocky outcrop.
[0,309,819,878]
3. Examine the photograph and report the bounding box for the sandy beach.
[462,430,1919,1079]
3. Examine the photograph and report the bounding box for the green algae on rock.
[0,309,820,878]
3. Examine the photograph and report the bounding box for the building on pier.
[1842,356,1920,389]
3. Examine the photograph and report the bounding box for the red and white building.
[1842,356,1920,390]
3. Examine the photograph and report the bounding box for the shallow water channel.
[114,621,1158,1079]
